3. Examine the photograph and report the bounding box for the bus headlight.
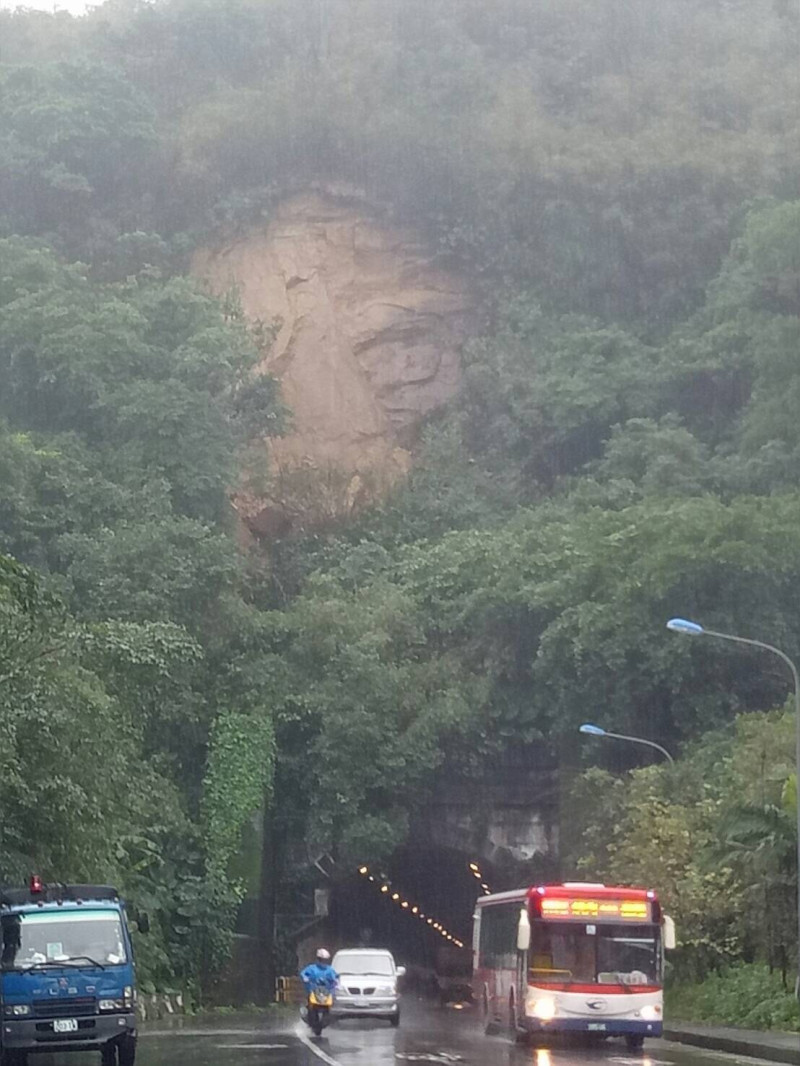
[639,1005,661,1021]
[531,997,556,1021]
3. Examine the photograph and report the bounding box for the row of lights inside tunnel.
[356,862,491,950]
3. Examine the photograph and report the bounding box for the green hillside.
[1,0,799,999]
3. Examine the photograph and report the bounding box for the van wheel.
[3,1053,28,1066]
[390,1012,400,1028]
[625,1034,645,1050]
[101,1042,117,1066]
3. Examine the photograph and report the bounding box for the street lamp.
[667,616,800,999]
[579,723,674,764]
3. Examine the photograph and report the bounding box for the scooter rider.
[301,948,339,993]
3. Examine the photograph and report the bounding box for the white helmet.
[316,948,331,963]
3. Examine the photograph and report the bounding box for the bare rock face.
[194,193,471,535]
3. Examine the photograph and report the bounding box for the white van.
[331,948,405,1027]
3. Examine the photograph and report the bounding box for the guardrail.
[275,976,305,1004]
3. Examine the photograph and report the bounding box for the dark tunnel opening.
[328,846,494,988]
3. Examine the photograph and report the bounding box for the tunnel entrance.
[331,847,488,966]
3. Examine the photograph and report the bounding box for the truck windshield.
[530,922,661,986]
[1,910,127,970]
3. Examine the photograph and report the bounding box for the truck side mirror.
[663,915,676,951]
[396,966,406,977]
[516,908,530,952]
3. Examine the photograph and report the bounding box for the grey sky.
[0,1,91,13]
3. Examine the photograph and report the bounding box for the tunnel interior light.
[356,865,467,949]
[469,860,492,894]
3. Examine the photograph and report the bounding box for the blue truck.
[0,879,137,1066]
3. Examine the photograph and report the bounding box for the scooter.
[302,983,334,1037]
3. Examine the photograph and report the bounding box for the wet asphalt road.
[34,1002,775,1066]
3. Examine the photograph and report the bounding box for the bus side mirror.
[663,915,676,951]
[517,908,530,952]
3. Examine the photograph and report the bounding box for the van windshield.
[1,910,127,970]
[334,955,393,976]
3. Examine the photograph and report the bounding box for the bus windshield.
[530,922,661,986]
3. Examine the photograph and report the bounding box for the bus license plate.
[587,1023,607,1031]
[54,1019,78,1033]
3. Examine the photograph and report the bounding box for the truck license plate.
[54,1019,78,1033]
[587,1022,607,1031]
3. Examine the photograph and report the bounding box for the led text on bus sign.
[540,897,651,922]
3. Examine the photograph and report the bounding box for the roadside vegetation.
[0,0,799,1016]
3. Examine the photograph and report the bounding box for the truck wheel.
[118,1035,137,1066]
[3,1053,28,1066]
[625,1034,645,1050]
[101,1042,117,1066]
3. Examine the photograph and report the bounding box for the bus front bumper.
[523,1018,662,1037]
[2,1012,136,1052]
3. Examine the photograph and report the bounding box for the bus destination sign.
[540,897,651,922]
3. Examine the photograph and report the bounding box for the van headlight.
[4,1005,31,1017]
[639,1004,661,1021]
[532,997,556,1021]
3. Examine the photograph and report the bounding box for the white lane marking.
[294,1022,343,1066]
[396,1056,463,1063]
[609,1060,673,1065]
[215,1044,290,1050]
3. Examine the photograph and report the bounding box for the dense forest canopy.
[1,0,799,996]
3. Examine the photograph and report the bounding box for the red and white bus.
[473,882,675,1049]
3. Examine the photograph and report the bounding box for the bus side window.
[479,903,519,969]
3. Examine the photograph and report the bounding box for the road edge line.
[294,1022,343,1066]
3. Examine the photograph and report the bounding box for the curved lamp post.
[667,617,800,999]
[579,723,674,764]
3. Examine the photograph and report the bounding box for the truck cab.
[0,879,137,1066]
